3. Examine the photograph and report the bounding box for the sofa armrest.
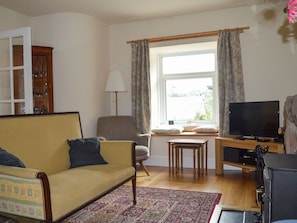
[0,166,52,222]
[100,141,136,168]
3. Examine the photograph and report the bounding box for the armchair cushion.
[0,147,25,168]
[67,137,108,168]
[135,145,149,161]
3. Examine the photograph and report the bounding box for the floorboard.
[126,166,261,212]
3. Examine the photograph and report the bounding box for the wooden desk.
[215,137,285,175]
[168,138,208,175]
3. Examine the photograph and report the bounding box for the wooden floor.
[126,166,260,212]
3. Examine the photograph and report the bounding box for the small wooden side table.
[167,138,208,175]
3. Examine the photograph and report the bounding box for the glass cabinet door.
[32,46,53,114]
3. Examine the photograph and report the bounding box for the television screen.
[229,101,279,139]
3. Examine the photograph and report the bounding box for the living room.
[1,1,296,170]
[0,1,297,222]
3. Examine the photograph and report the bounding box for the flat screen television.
[229,101,279,139]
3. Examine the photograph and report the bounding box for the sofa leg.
[132,177,137,205]
[139,160,150,176]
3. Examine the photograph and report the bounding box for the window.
[150,41,218,127]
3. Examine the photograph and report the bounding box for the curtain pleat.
[217,31,245,137]
[131,40,151,133]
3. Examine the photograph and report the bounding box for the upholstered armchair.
[97,116,150,176]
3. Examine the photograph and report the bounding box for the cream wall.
[30,13,110,137]
[0,7,110,137]
[109,4,297,168]
[0,7,30,30]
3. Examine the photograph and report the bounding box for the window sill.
[151,132,219,137]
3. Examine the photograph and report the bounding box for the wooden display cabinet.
[13,45,53,114]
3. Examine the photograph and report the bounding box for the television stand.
[215,137,285,175]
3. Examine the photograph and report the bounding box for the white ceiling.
[0,0,286,24]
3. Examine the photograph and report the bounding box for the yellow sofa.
[0,112,136,223]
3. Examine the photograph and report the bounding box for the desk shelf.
[222,161,257,171]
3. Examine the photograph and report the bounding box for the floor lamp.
[105,70,126,116]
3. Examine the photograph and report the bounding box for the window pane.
[0,102,11,115]
[0,38,10,68]
[0,70,11,100]
[14,102,25,114]
[166,78,214,122]
[162,53,215,74]
[14,69,25,99]
[13,44,24,67]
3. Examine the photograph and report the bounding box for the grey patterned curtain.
[217,30,245,137]
[131,40,151,134]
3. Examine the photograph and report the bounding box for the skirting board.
[144,155,240,170]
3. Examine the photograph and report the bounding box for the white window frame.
[150,41,218,127]
[0,27,33,115]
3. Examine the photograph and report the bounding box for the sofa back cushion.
[0,112,82,174]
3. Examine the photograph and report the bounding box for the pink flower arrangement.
[285,0,297,23]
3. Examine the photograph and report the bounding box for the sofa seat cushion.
[48,164,135,221]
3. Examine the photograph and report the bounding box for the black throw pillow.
[67,137,108,168]
[0,148,26,168]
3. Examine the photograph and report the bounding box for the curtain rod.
[127,26,249,44]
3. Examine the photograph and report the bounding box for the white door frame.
[0,27,33,115]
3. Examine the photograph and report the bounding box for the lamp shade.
[105,70,126,92]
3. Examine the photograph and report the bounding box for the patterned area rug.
[63,186,221,223]
[0,216,17,223]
